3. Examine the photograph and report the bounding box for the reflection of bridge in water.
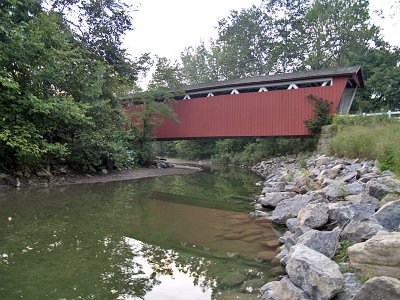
[126,66,364,139]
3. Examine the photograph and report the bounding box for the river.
[0,166,283,299]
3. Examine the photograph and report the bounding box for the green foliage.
[0,0,152,170]
[351,47,400,112]
[304,94,332,135]
[329,120,400,175]
[336,240,353,263]
[156,137,316,166]
[359,274,373,283]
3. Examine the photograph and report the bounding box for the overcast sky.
[122,0,400,86]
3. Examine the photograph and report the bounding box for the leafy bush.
[304,94,332,135]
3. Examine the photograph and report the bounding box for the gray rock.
[270,195,313,224]
[374,200,400,230]
[250,210,269,219]
[353,276,400,300]
[315,156,329,168]
[254,203,263,210]
[321,177,335,187]
[341,218,384,243]
[276,247,289,265]
[339,171,359,183]
[367,178,400,199]
[344,193,380,209]
[14,177,21,187]
[296,203,329,229]
[296,229,340,258]
[36,168,52,178]
[100,168,108,174]
[382,170,396,177]
[59,166,68,174]
[359,173,377,183]
[328,204,376,225]
[261,277,310,300]
[262,182,286,193]
[348,232,400,279]
[336,273,363,300]
[286,218,297,233]
[324,184,348,198]
[345,181,364,195]
[258,192,296,208]
[317,168,340,182]
[286,244,344,300]
[380,194,400,207]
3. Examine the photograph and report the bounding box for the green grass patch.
[329,119,400,175]
[335,240,353,263]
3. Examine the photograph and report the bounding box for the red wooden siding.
[152,76,348,139]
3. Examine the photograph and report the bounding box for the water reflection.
[0,168,282,299]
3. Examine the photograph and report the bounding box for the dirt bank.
[1,165,202,189]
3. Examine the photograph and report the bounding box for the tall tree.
[303,0,380,69]
[0,0,151,170]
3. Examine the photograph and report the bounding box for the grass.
[329,119,400,175]
[336,240,353,263]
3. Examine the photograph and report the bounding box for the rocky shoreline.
[251,154,400,300]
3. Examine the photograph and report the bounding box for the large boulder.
[374,200,400,231]
[328,204,376,225]
[261,277,310,300]
[324,184,348,199]
[341,218,384,243]
[348,232,400,279]
[270,195,313,224]
[344,193,380,210]
[345,181,364,195]
[296,203,329,229]
[336,273,363,300]
[286,244,344,300]
[296,229,340,258]
[258,192,296,208]
[262,182,286,193]
[367,178,400,199]
[353,276,400,300]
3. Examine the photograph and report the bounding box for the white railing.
[344,110,400,119]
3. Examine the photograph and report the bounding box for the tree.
[351,47,400,111]
[0,0,151,170]
[216,6,272,78]
[303,0,380,69]
[126,57,181,165]
[181,42,223,84]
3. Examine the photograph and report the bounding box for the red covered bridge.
[126,66,363,140]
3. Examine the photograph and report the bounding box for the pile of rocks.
[152,157,174,169]
[251,154,400,300]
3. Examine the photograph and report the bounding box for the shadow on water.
[0,167,284,299]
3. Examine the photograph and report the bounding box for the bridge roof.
[185,65,363,93]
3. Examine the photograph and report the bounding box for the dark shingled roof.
[185,65,363,93]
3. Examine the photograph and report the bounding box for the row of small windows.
[177,79,333,100]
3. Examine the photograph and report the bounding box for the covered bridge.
[127,66,363,140]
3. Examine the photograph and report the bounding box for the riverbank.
[251,154,400,299]
[0,163,201,189]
